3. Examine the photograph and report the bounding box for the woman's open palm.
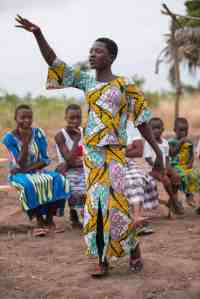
[15,15,40,33]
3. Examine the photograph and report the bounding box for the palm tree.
[157,2,200,85]
[156,2,200,118]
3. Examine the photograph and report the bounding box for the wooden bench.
[0,185,15,192]
[0,157,22,219]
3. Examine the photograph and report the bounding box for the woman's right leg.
[91,200,109,277]
[84,145,137,276]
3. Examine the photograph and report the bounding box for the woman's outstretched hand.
[15,14,56,66]
[15,15,40,33]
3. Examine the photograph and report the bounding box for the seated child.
[125,119,159,234]
[169,117,200,207]
[1,104,70,237]
[144,117,184,217]
[55,104,86,227]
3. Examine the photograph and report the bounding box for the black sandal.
[91,261,109,278]
[129,258,143,273]
[129,244,143,273]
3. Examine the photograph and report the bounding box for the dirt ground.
[0,142,200,299]
[0,193,200,299]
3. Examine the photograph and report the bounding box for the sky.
[0,0,189,99]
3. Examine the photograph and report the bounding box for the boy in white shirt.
[144,117,184,217]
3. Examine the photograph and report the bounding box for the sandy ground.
[0,139,200,299]
[0,185,200,299]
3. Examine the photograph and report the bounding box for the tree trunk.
[172,20,182,120]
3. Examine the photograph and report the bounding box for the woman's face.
[15,109,33,130]
[65,109,81,130]
[89,41,112,70]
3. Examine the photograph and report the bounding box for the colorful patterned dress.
[47,58,150,260]
[2,128,70,219]
[169,138,200,193]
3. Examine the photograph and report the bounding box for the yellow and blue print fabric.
[83,145,138,258]
[2,128,70,218]
[46,59,150,148]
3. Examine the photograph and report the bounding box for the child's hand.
[179,137,190,145]
[72,128,81,143]
[20,129,32,145]
[154,155,164,175]
[150,168,164,181]
[166,167,180,186]
[74,158,83,168]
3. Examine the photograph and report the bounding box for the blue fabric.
[2,128,50,170]
[2,128,70,218]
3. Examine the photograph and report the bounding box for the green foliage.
[144,90,171,108]
[0,93,83,130]
[132,74,171,108]
[0,81,199,131]
[132,74,146,89]
[185,1,200,17]
[179,1,200,27]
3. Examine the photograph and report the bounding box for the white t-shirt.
[126,121,142,145]
[143,138,169,167]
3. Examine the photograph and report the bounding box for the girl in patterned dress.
[1,104,70,237]
[55,104,86,227]
[15,15,164,277]
[169,117,200,207]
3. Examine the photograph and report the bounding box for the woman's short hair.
[96,37,118,60]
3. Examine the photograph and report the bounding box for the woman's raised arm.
[15,15,56,66]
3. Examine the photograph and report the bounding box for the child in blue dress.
[1,104,70,236]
